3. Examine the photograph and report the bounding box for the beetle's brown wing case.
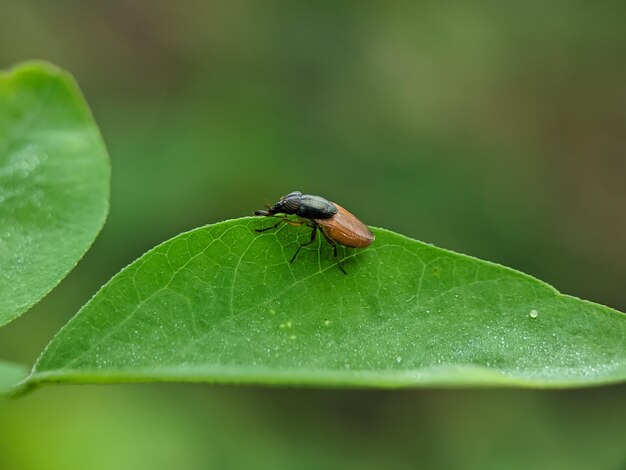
[315,203,374,248]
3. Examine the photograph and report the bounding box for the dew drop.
[396,356,402,364]
[529,309,538,319]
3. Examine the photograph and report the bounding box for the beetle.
[255,191,374,274]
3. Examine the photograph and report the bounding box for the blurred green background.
[1,1,625,469]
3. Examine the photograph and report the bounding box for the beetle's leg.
[285,219,304,227]
[290,226,317,263]
[256,216,302,233]
[320,230,347,275]
[256,218,285,232]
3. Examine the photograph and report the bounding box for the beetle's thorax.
[297,194,338,219]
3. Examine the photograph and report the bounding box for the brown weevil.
[255,191,374,274]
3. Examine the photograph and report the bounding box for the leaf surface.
[24,218,625,390]
[0,62,110,326]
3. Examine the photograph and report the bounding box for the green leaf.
[0,62,110,326]
[20,217,625,392]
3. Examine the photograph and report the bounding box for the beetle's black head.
[255,191,303,216]
[255,191,301,216]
